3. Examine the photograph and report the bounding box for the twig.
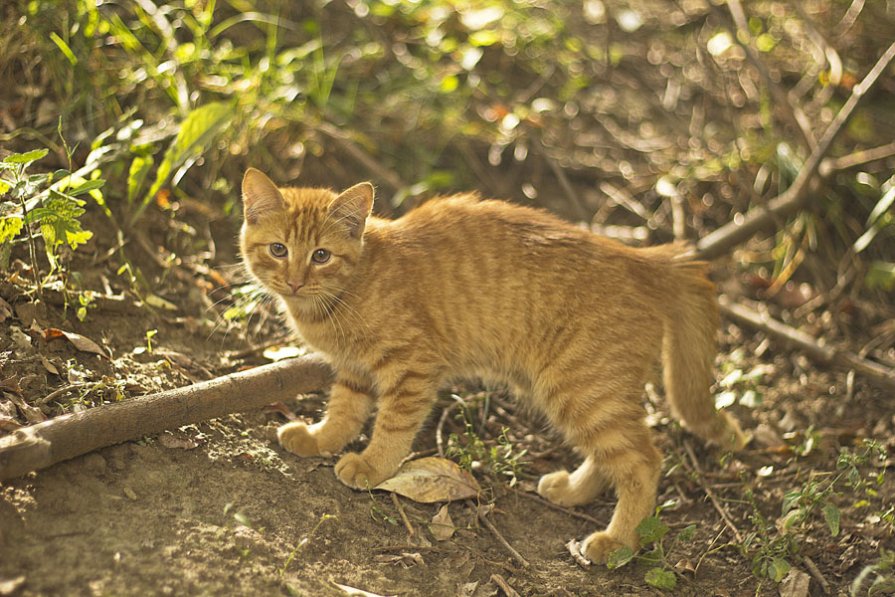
[490,573,521,597]
[35,382,90,406]
[505,486,606,526]
[390,493,416,542]
[819,140,895,177]
[719,296,895,393]
[802,555,831,595]
[682,441,744,543]
[474,503,531,569]
[694,40,895,260]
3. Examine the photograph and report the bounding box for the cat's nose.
[288,280,304,294]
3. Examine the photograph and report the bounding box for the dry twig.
[474,503,531,569]
[694,40,895,260]
[719,296,895,393]
[490,573,522,597]
[390,493,416,543]
[682,441,744,544]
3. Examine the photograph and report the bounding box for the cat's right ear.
[242,168,285,224]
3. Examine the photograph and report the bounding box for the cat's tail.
[653,251,747,451]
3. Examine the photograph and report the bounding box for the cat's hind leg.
[278,374,374,457]
[537,456,609,507]
[540,379,662,563]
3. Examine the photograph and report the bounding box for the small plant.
[446,403,527,486]
[0,148,99,284]
[279,513,336,578]
[744,440,889,583]
[606,515,695,591]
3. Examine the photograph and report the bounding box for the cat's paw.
[334,452,388,489]
[277,422,326,457]
[581,531,631,564]
[537,470,575,506]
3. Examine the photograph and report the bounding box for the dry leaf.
[430,504,457,541]
[373,552,426,568]
[375,457,481,503]
[332,583,395,597]
[144,293,178,311]
[0,297,11,323]
[780,568,811,597]
[44,328,109,358]
[40,356,59,375]
[9,326,31,353]
[0,576,26,596]
[5,392,46,424]
[566,538,592,568]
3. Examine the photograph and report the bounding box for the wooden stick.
[0,354,334,481]
[718,296,895,392]
[391,493,417,543]
[682,441,744,543]
[694,40,895,260]
[490,573,522,597]
[475,503,531,569]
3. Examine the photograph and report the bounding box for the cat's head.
[239,168,374,307]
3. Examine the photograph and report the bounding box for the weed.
[0,148,99,284]
[446,402,527,486]
[279,513,336,577]
[744,440,890,583]
[606,513,696,591]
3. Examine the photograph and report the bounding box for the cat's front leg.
[278,374,374,457]
[335,365,437,489]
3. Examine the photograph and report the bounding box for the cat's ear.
[329,182,374,239]
[242,168,285,224]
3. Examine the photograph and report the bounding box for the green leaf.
[0,216,24,244]
[644,567,677,590]
[636,516,669,546]
[605,546,634,569]
[127,155,154,203]
[866,261,895,291]
[3,149,49,165]
[49,32,78,65]
[29,190,93,252]
[767,557,790,582]
[67,178,106,196]
[141,102,233,215]
[677,524,697,543]
[823,502,841,537]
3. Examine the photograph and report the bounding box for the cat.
[239,167,746,563]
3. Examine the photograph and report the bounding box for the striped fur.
[239,168,746,563]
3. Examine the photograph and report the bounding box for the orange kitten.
[239,168,746,563]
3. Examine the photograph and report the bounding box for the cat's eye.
[269,243,288,258]
[311,248,331,264]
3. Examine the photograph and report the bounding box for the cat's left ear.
[329,182,374,239]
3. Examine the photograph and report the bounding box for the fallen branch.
[694,40,895,260]
[0,354,334,482]
[719,296,895,393]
